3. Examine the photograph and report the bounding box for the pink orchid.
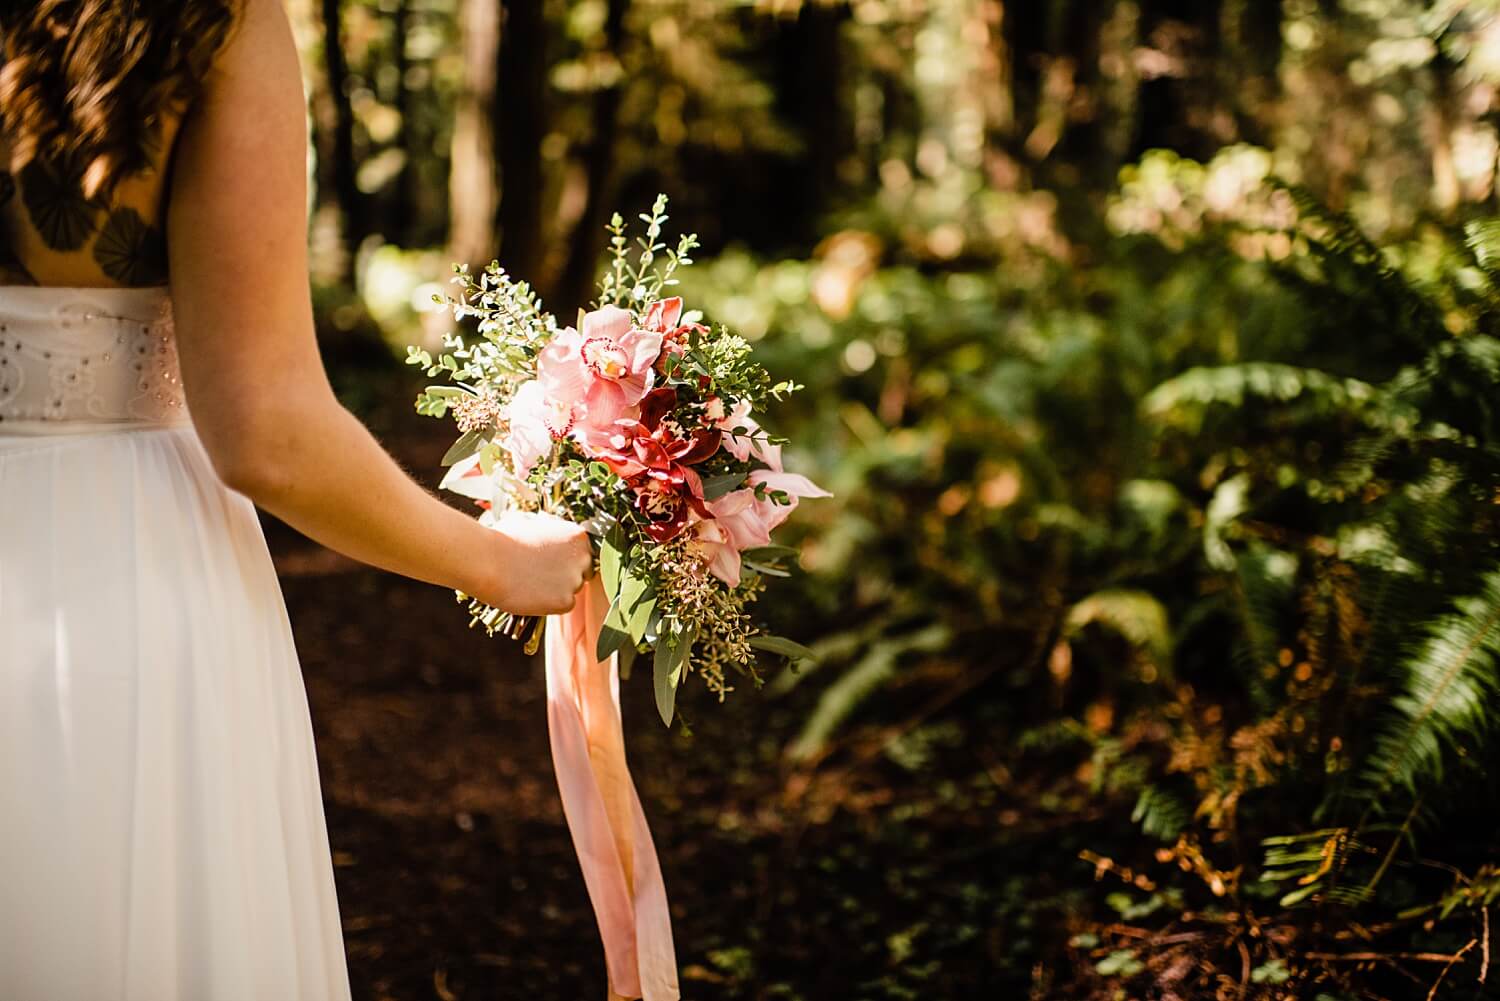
[539,305,663,434]
[692,471,831,586]
[749,469,831,531]
[503,379,576,475]
[439,452,493,504]
[689,517,743,587]
[706,488,775,550]
[717,398,782,470]
[643,296,708,365]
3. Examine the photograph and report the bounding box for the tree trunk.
[1132,0,1225,160]
[390,0,414,243]
[320,0,361,279]
[449,0,501,268]
[1054,0,1112,182]
[977,0,1014,148]
[554,0,630,315]
[1217,0,1284,146]
[495,0,548,281]
[1001,0,1050,153]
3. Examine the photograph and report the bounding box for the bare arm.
[166,0,588,616]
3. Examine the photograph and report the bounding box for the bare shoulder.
[199,0,304,112]
[168,0,313,342]
[174,0,307,208]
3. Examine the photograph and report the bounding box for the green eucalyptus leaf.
[619,567,649,612]
[627,592,657,644]
[478,442,500,478]
[743,560,791,578]
[741,544,799,562]
[700,472,747,500]
[441,428,485,467]
[596,607,632,662]
[599,529,626,601]
[653,626,695,727]
[748,634,818,663]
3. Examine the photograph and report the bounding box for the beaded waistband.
[0,286,188,436]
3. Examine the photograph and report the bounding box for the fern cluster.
[1061,193,1500,995]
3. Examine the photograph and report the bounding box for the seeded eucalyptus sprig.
[598,193,700,309]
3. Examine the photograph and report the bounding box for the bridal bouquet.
[407,195,827,726]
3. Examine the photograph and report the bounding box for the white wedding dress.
[0,286,352,1000]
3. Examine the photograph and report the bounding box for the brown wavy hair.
[0,0,239,198]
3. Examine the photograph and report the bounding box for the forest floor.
[267,373,1111,1001]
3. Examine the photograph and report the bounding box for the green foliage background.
[293,0,1500,996]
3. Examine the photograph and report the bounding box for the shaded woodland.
[278,2,1500,998]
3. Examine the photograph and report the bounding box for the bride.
[0,1,593,998]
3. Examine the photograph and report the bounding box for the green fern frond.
[1359,567,1500,809]
[786,624,951,762]
[1274,183,1386,269]
[1463,219,1500,277]
[1131,784,1192,841]
[1232,543,1299,692]
[1260,828,1369,908]
[1272,181,1447,347]
[1063,589,1174,674]
[1142,363,1393,436]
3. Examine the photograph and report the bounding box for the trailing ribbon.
[546,577,679,1001]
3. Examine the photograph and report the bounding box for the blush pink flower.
[717,398,782,470]
[503,378,577,475]
[642,296,708,367]
[692,471,831,586]
[539,305,663,434]
[706,488,775,550]
[689,518,742,588]
[749,469,831,528]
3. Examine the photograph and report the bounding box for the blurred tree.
[320,0,363,280]
[555,0,630,313]
[496,0,548,281]
[449,0,500,267]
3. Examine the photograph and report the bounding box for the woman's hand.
[475,511,593,616]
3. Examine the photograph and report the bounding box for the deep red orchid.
[587,387,722,541]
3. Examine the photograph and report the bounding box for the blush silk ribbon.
[546,577,679,1001]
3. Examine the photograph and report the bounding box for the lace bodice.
[0,285,186,433]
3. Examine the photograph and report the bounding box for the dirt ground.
[268,409,1067,1001]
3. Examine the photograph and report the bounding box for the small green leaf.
[442,428,485,466]
[1279,882,1321,907]
[743,561,791,578]
[741,544,799,562]
[700,472,746,500]
[1251,959,1290,985]
[748,635,817,662]
[1095,950,1144,978]
[478,442,500,478]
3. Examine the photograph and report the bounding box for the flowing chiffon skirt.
[0,286,351,1001]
